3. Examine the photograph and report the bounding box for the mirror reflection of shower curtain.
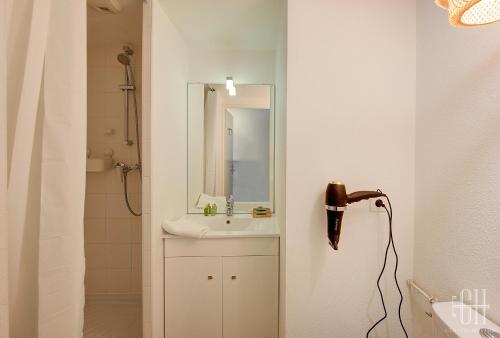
[224,110,234,197]
[204,89,224,196]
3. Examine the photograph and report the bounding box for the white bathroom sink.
[166,214,279,238]
[197,216,256,231]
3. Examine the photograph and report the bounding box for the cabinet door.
[164,257,222,338]
[223,256,279,338]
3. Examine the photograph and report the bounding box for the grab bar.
[407,280,437,304]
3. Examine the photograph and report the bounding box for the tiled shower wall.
[84,45,142,296]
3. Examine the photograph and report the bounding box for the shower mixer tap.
[115,161,141,171]
[114,161,142,216]
[115,162,141,181]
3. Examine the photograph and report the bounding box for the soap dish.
[252,207,272,218]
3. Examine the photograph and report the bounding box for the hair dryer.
[325,181,385,250]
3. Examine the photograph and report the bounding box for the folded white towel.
[196,193,227,212]
[162,218,210,239]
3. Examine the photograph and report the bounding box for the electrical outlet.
[369,198,385,213]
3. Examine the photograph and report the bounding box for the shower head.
[117,46,134,66]
[117,53,130,66]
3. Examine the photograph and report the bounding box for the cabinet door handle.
[208,276,213,280]
[231,276,237,280]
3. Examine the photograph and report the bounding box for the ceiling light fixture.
[226,76,236,96]
[436,0,500,27]
[226,77,234,90]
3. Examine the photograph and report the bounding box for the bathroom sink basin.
[197,216,255,231]
[171,214,279,238]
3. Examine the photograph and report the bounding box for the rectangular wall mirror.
[187,83,275,214]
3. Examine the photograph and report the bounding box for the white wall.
[85,0,143,300]
[148,1,188,337]
[85,43,143,297]
[285,0,416,337]
[274,2,287,335]
[414,1,500,335]
[188,49,275,84]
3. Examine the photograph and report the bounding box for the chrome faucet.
[226,195,234,216]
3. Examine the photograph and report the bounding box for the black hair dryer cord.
[365,195,408,338]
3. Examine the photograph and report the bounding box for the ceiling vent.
[88,0,122,14]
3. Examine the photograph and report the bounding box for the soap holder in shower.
[86,157,113,172]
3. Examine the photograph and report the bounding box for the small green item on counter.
[204,204,211,216]
[211,203,218,215]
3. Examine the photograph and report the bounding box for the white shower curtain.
[204,89,224,196]
[2,1,87,337]
[0,1,10,337]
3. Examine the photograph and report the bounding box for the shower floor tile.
[83,300,142,338]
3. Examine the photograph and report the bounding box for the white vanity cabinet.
[222,256,279,338]
[164,257,223,338]
[163,237,279,338]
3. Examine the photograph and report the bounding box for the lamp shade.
[436,0,500,27]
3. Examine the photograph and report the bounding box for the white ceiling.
[87,0,142,47]
[158,0,282,51]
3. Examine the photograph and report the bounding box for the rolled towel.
[196,193,227,212]
[162,218,210,239]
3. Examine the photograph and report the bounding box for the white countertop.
[162,214,280,239]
